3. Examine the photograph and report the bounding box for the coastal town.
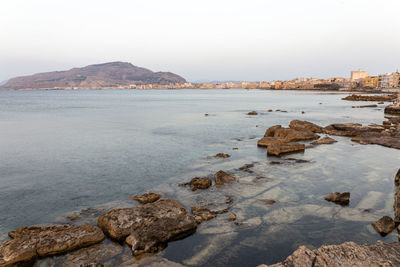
[130,69,400,91]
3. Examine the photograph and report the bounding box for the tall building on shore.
[351,69,370,81]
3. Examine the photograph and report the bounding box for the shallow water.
[0,89,399,266]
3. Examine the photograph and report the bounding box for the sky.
[1,0,400,82]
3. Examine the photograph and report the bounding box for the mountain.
[0,62,186,89]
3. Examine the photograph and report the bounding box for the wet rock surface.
[262,241,400,267]
[289,120,323,133]
[129,193,161,204]
[247,111,258,115]
[98,199,197,255]
[372,216,395,235]
[342,94,396,102]
[267,143,305,156]
[214,171,236,185]
[324,192,350,205]
[189,177,212,191]
[214,153,231,158]
[0,224,104,266]
[311,136,337,145]
[385,104,400,115]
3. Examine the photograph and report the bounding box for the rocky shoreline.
[1,93,400,266]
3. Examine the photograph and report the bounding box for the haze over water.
[1,89,399,266]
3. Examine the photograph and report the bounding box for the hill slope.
[1,62,186,89]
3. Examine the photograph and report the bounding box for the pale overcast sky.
[1,0,399,82]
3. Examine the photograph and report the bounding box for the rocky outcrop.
[289,120,323,133]
[0,224,104,267]
[311,136,337,145]
[264,125,282,137]
[261,241,400,267]
[257,137,285,147]
[324,192,350,205]
[129,193,161,204]
[323,123,384,137]
[342,94,396,102]
[214,171,236,185]
[189,177,212,191]
[273,128,319,142]
[97,199,197,255]
[351,134,400,149]
[385,104,400,115]
[267,143,305,156]
[372,216,395,235]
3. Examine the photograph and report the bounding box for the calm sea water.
[1,89,399,266]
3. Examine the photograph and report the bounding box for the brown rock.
[214,170,236,185]
[394,187,400,222]
[372,216,395,235]
[351,104,378,108]
[267,143,305,156]
[214,153,230,158]
[342,94,396,102]
[247,111,258,115]
[395,168,400,186]
[324,123,384,137]
[385,104,400,115]
[239,163,254,170]
[0,224,104,266]
[324,192,350,205]
[383,120,391,126]
[311,136,337,145]
[257,137,286,147]
[227,213,236,222]
[351,134,400,149]
[189,177,212,191]
[264,125,282,137]
[273,128,319,142]
[260,199,276,205]
[289,120,323,133]
[191,207,216,222]
[262,241,400,267]
[129,193,161,204]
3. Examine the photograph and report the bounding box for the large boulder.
[189,177,212,191]
[97,199,197,255]
[214,170,236,185]
[372,216,396,235]
[0,224,104,266]
[261,241,400,267]
[267,143,305,156]
[289,120,323,133]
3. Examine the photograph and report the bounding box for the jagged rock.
[214,153,230,158]
[227,213,236,222]
[257,137,286,147]
[98,199,197,255]
[267,143,305,156]
[261,241,400,267]
[191,207,216,222]
[189,177,212,191]
[372,216,396,235]
[395,168,400,186]
[342,94,396,101]
[0,224,104,266]
[239,163,254,171]
[273,128,319,142]
[289,120,323,133]
[129,193,161,204]
[324,192,350,205]
[214,171,236,185]
[264,125,282,137]
[247,111,258,115]
[311,136,337,145]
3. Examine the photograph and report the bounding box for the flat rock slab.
[0,224,104,266]
[289,120,323,133]
[342,94,396,101]
[273,128,319,142]
[311,136,337,145]
[324,123,384,137]
[257,137,285,147]
[385,105,400,115]
[261,241,400,267]
[98,199,197,255]
[129,193,161,204]
[372,216,395,235]
[267,143,305,156]
[351,135,400,149]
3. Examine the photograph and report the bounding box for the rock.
[189,177,212,191]
[129,193,161,204]
[191,207,216,222]
[395,168,400,186]
[394,187,400,222]
[214,153,230,158]
[118,255,185,267]
[383,120,391,126]
[247,111,258,115]
[98,199,197,255]
[264,125,282,137]
[324,123,384,137]
[0,224,104,266]
[273,128,319,142]
[267,143,305,156]
[311,136,337,145]
[204,113,209,116]
[257,137,286,147]
[342,94,396,101]
[232,147,239,150]
[352,104,378,108]
[351,134,400,149]
[372,216,396,235]
[385,104,400,115]
[227,213,236,222]
[261,241,400,267]
[267,109,273,112]
[214,171,236,185]
[67,215,79,221]
[259,199,276,205]
[239,163,254,171]
[324,192,350,205]
[289,120,323,133]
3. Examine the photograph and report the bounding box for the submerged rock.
[372,216,395,235]
[324,192,350,205]
[191,207,216,222]
[0,224,104,266]
[247,111,258,115]
[214,153,231,158]
[289,120,323,133]
[239,163,254,171]
[259,199,276,205]
[267,143,305,156]
[129,193,161,204]
[214,171,236,185]
[189,177,212,191]
[227,213,236,222]
[261,241,400,267]
[98,199,197,256]
[342,94,396,102]
[311,136,337,145]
